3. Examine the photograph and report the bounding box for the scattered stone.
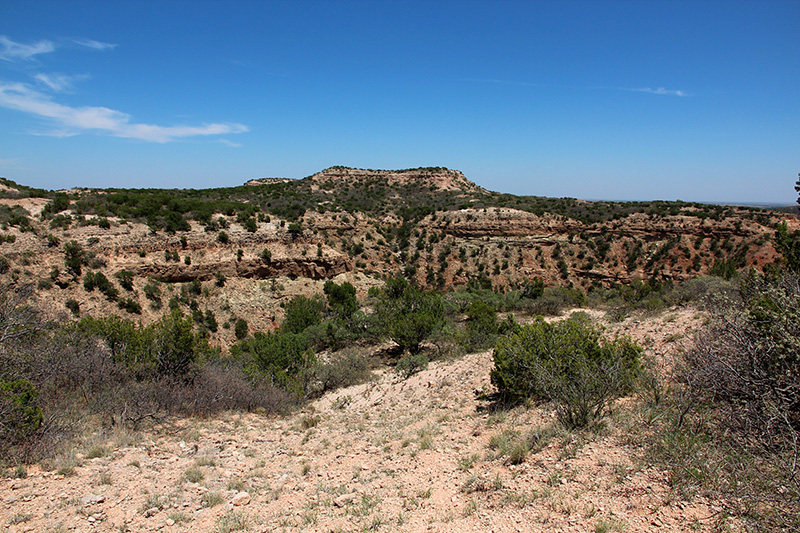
[333,493,357,508]
[231,491,251,506]
[82,493,105,506]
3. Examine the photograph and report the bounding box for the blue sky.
[0,1,798,203]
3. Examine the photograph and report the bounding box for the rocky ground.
[0,307,738,533]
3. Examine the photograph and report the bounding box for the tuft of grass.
[214,510,250,532]
[8,513,32,525]
[168,511,192,524]
[202,491,224,508]
[85,444,110,459]
[594,516,627,532]
[458,454,479,472]
[226,477,249,492]
[300,415,320,430]
[139,493,166,514]
[195,455,216,467]
[183,467,204,484]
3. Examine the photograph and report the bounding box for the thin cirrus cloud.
[0,82,249,143]
[72,38,118,51]
[34,73,89,92]
[0,36,118,62]
[0,36,55,62]
[629,87,689,97]
[465,78,690,97]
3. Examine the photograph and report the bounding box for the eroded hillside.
[0,167,790,346]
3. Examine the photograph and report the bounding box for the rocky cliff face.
[0,168,788,346]
[307,166,485,193]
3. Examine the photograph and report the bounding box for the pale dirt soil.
[1,308,736,533]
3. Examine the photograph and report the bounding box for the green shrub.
[242,217,257,233]
[395,352,429,378]
[188,279,202,295]
[217,231,229,244]
[234,318,248,340]
[77,310,204,379]
[65,298,80,317]
[526,286,585,316]
[84,272,119,301]
[116,270,134,291]
[491,316,641,428]
[143,281,162,303]
[463,300,499,351]
[43,193,70,215]
[0,379,43,445]
[310,350,372,395]
[118,298,142,314]
[376,276,444,354]
[283,295,325,334]
[204,310,218,332]
[232,331,316,396]
[323,280,358,320]
[63,241,85,277]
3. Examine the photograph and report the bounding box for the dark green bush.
[283,295,325,335]
[83,272,118,301]
[63,241,85,277]
[116,270,134,291]
[323,280,358,320]
[376,277,444,354]
[65,299,80,317]
[76,310,205,379]
[463,300,499,351]
[232,331,316,396]
[143,281,161,302]
[0,379,43,445]
[188,279,202,295]
[234,318,248,340]
[491,316,641,428]
[204,310,218,332]
[118,298,142,314]
[242,217,257,233]
[43,193,70,215]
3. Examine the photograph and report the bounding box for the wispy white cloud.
[0,82,248,143]
[72,39,117,51]
[465,77,690,97]
[34,73,89,92]
[0,36,56,62]
[630,87,690,97]
[218,139,242,148]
